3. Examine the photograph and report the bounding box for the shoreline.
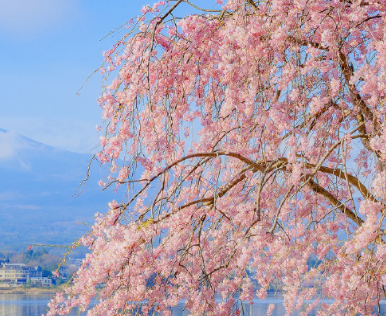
[0,287,61,295]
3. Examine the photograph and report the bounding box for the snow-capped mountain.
[0,129,115,252]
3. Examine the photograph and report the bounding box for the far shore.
[0,286,61,295]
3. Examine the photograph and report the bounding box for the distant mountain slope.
[0,129,116,252]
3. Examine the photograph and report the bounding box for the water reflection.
[171,297,310,316]
[0,294,83,316]
[0,294,385,316]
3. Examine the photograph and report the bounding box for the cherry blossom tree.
[47,0,386,315]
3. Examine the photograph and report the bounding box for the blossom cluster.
[46,0,386,315]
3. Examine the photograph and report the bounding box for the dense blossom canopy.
[47,0,386,315]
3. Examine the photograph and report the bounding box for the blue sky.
[0,0,153,154]
[0,0,220,155]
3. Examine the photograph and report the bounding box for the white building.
[0,264,30,285]
[0,263,45,286]
[30,277,53,286]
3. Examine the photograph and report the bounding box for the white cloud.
[0,0,76,37]
[0,131,23,160]
[0,191,19,201]
[0,117,100,154]
[14,204,41,210]
[0,203,41,210]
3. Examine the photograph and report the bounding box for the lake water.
[0,294,385,315]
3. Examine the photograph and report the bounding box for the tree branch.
[306,178,364,226]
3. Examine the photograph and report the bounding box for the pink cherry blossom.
[45,1,386,315]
